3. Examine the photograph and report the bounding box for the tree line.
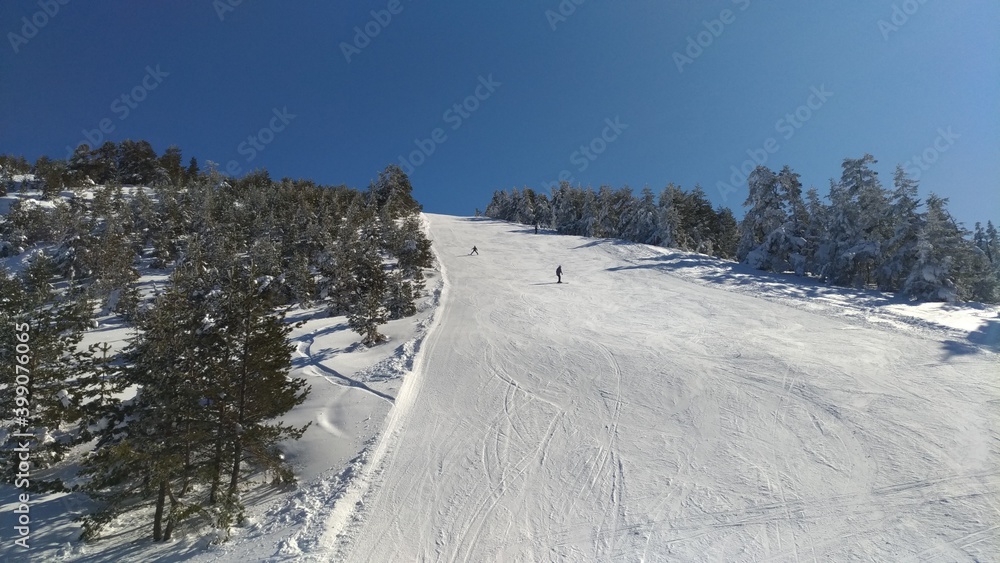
[484,154,999,303]
[0,141,433,542]
[485,182,740,259]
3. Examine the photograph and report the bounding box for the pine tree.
[829,155,890,286]
[656,184,684,248]
[79,277,209,541]
[68,144,97,185]
[91,142,120,185]
[386,269,417,320]
[877,166,922,291]
[185,157,200,183]
[738,166,792,270]
[0,256,92,482]
[348,224,390,346]
[971,221,1000,301]
[369,164,421,219]
[902,194,964,301]
[159,146,184,187]
[118,140,159,185]
[676,186,720,256]
[713,207,740,260]
[801,187,828,275]
[209,266,309,527]
[33,155,68,199]
[621,187,660,245]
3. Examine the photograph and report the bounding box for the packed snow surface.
[6,214,998,562]
[329,215,998,562]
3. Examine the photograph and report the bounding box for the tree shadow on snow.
[610,248,1000,358]
[940,339,983,361]
[507,228,558,235]
[572,238,633,250]
[967,319,1000,351]
[607,253,910,308]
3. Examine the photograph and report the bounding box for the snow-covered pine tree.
[484,189,512,220]
[158,145,185,187]
[117,140,159,185]
[90,142,120,184]
[962,229,999,302]
[675,186,720,256]
[713,206,740,260]
[774,166,810,274]
[737,166,786,269]
[876,166,922,291]
[397,214,433,274]
[532,191,552,229]
[902,193,964,301]
[369,164,422,219]
[386,269,418,320]
[516,187,539,226]
[825,155,891,286]
[130,185,159,249]
[576,187,598,237]
[621,186,660,245]
[971,221,1000,302]
[33,155,68,199]
[348,222,390,346]
[593,185,620,239]
[79,275,212,542]
[68,144,96,185]
[655,184,684,249]
[0,256,92,482]
[808,182,838,277]
[150,183,191,268]
[550,182,579,235]
[281,250,317,305]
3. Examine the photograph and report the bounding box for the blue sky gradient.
[1,1,997,225]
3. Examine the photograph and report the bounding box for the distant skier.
[556,265,562,283]
[470,246,479,255]
[534,223,539,234]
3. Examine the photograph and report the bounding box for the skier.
[470,246,479,255]
[556,265,562,283]
[534,223,539,234]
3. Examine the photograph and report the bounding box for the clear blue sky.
[1,1,997,226]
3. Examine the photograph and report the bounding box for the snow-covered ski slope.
[331,214,998,562]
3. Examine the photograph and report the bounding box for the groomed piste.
[324,215,998,562]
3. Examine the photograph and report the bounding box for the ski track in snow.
[330,216,999,562]
[298,331,396,404]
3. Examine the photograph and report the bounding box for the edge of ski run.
[315,214,451,557]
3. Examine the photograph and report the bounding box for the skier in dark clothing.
[534,224,539,234]
[470,246,479,255]
[556,265,562,283]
